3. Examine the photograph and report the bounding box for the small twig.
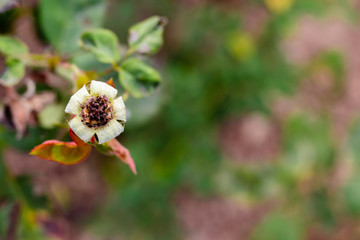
[119,48,135,64]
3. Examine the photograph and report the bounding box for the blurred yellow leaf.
[225,32,255,61]
[265,0,293,14]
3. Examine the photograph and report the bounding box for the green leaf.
[128,15,167,55]
[0,36,28,56]
[118,59,161,98]
[251,213,304,240]
[118,69,139,97]
[30,140,91,165]
[309,188,335,227]
[122,58,161,83]
[38,104,65,129]
[80,28,121,64]
[39,0,106,53]
[349,118,360,167]
[0,58,25,86]
[343,177,360,216]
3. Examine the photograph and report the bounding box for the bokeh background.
[2,0,360,239]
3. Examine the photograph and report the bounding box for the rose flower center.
[80,95,114,129]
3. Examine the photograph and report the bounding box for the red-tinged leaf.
[107,138,137,174]
[106,77,115,88]
[69,128,87,146]
[30,140,91,165]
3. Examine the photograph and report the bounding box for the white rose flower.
[65,80,126,144]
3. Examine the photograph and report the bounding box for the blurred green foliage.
[1,0,360,239]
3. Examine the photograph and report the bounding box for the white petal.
[65,85,90,115]
[96,119,124,144]
[68,116,95,142]
[112,97,126,122]
[89,80,117,99]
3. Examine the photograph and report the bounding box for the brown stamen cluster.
[80,95,113,129]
